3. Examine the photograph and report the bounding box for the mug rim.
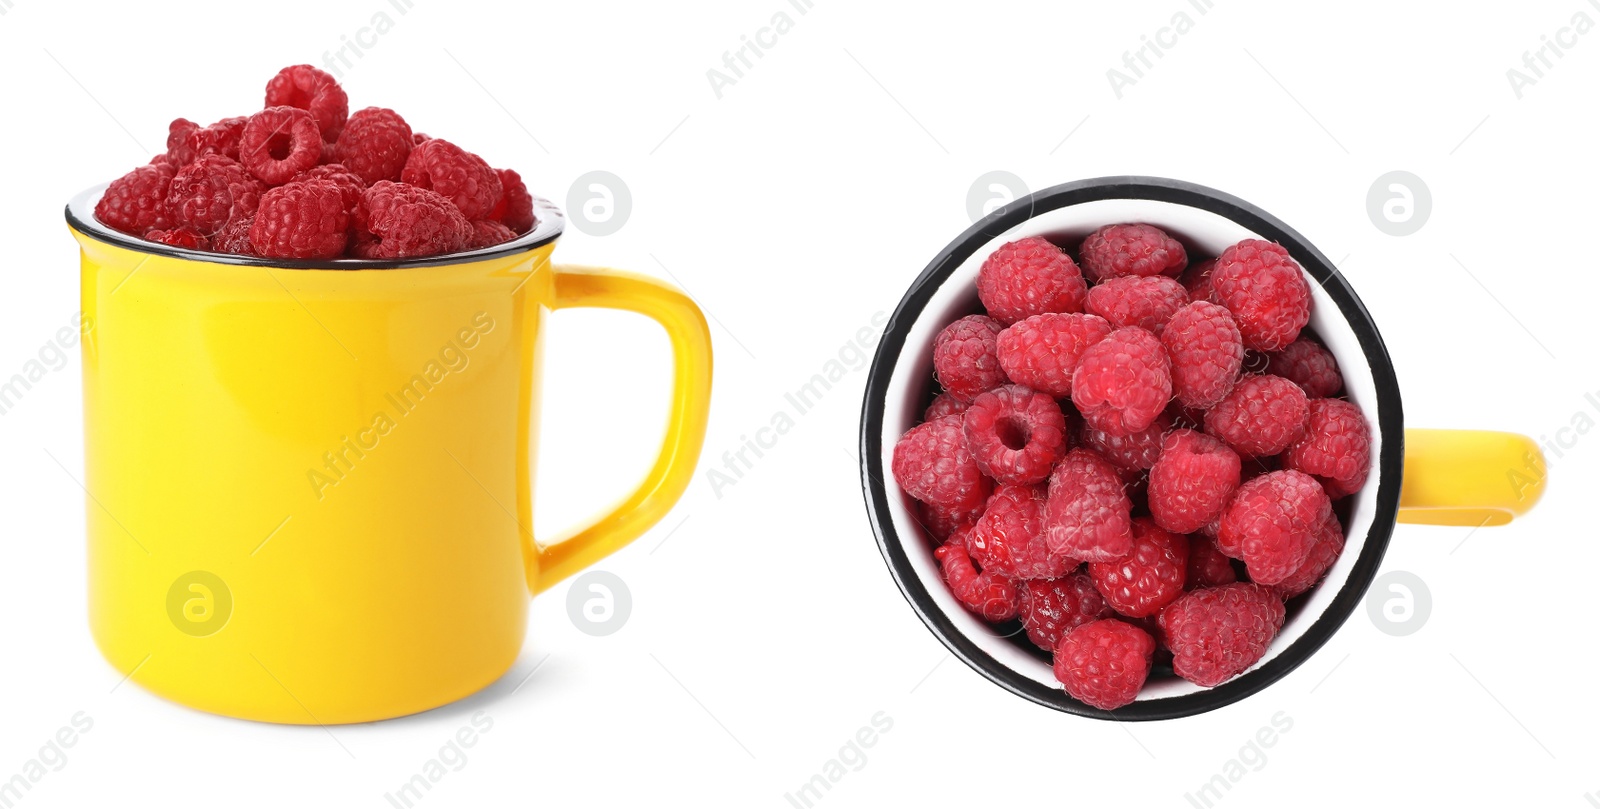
[65,183,565,271]
[858,175,1405,721]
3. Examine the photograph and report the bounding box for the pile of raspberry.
[93,65,538,260]
[892,224,1371,710]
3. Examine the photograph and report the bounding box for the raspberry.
[1268,337,1342,398]
[413,132,432,145]
[961,385,1067,486]
[892,414,993,514]
[166,155,264,236]
[917,500,981,543]
[996,313,1111,399]
[1211,240,1312,351]
[95,163,176,235]
[165,118,201,166]
[1088,517,1188,618]
[924,393,968,422]
[337,107,414,185]
[1204,375,1309,457]
[1053,619,1154,710]
[969,484,1076,580]
[1272,514,1344,599]
[1071,327,1172,436]
[1158,583,1285,687]
[214,215,256,255]
[1044,448,1133,563]
[352,181,472,259]
[1217,470,1331,585]
[1085,275,1189,335]
[1163,301,1245,409]
[264,64,349,141]
[401,138,503,221]
[186,116,247,162]
[1018,572,1113,652]
[933,315,1007,402]
[248,179,350,260]
[466,219,518,250]
[1079,223,1187,281]
[1083,410,1170,472]
[976,237,1088,324]
[492,168,537,234]
[239,106,323,186]
[291,163,365,212]
[144,227,209,250]
[1148,429,1241,534]
[935,544,1019,623]
[1180,257,1217,303]
[1283,398,1372,496]
[1187,536,1238,589]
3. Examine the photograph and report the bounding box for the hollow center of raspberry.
[997,417,1030,451]
[266,133,293,161]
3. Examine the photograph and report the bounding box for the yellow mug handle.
[528,265,714,593]
[1399,429,1546,527]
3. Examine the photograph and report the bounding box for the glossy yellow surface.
[1399,429,1545,526]
[74,231,712,724]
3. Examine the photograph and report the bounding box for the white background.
[1,0,1596,806]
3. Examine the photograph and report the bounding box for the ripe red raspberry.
[466,219,518,250]
[969,484,1077,580]
[337,107,414,185]
[1163,301,1245,409]
[1187,536,1238,589]
[214,215,256,255]
[996,313,1111,399]
[353,181,472,259]
[1083,410,1170,472]
[492,168,537,234]
[1085,275,1189,335]
[962,385,1067,486]
[1079,223,1187,281]
[976,237,1088,324]
[164,118,201,166]
[413,132,432,145]
[1088,517,1188,618]
[144,227,209,250]
[402,138,503,221]
[249,179,351,260]
[1158,583,1285,687]
[1180,257,1217,303]
[924,393,968,422]
[186,116,248,162]
[1283,398,1372,496]
[1211,240,1311,351]
[917,500,982,543]
[166,155,264,236]
[1045,448,1133,563]
[291,163,365,212]
[264,64,349,141]
[1268,337,1342,398]
[96,162,176,235]
[1071,327,1172,437]
[1217,470,1331,585]
[935,544,1019,622]
[1272,514,1344,599]
[1053,619,1155,710]
[1149,429,1242,534]
[1018,572,1113,652]
[1204,374,1309,457]
[240,107,324,186]
[892,414,993,514]
[933,315,1007,402]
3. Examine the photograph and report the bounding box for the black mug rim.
[65,183,565,270]
[857,175,1405,721]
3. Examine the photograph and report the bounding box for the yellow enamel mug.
[67,188,713,724]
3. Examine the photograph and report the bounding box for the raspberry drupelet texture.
[961,385,1068,485]
[336,107,414,185]
[1204,374,1310,457]
[1053,619,1155,710]
[934,315,1008,402]
[96,162,177,235]
[1088,517,1189,618]
[1148,429,1242,534]
[166,155,264,236]
[214,215,256,255]
[248,179,351,260]
[401,138,503,221]
[996,313,1112,399]
[1082,410,1171,472]
[466,219,519,250]
[165,118,201,167]
[1271,513,1344,599]
[1158,583,1285,687]
[1018,572,1114,652]
[264,65,350,141]
[892,414,993,514]
[935,544,1019,622]
[1071,327,1172,437]
[240,107,324,186]
[1283,398,1372,497]
[1187,535,1239,589]
[1085,275,1190,335]
[352,181,472,259]
[1045,448,1133,563]
[1163,301,1245,409]
[924,392,969,422]
[1079,223,1188,281]
[1180,257,1218,303]
[1217,470,1331,585]
[976,237,1088,325]
[291,163,365,211]
[1211,239,1312,351]
[186,116,248,163]
[1268,337,1343,398]
[968,484,1078,580]
[491,168,537,234]
[916,500,982,544]
[145,227,209,250]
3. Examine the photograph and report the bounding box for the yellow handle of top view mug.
[1399,429,1546,527]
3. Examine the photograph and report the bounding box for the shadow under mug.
[859,176,1548,720]
[67,187,713,724]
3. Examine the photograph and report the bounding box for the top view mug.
[859,176,1547,720]
[67,187,714,724]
